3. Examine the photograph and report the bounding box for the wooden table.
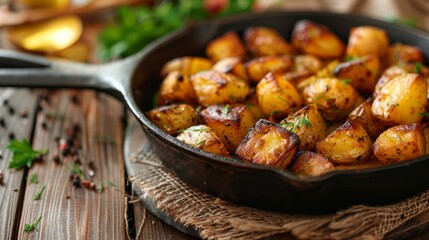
[0,88,196,239]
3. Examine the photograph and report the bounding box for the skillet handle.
[0,50,135,101]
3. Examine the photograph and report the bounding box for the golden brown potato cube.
[244,26,293,57]
[289,151,335,177]
[243,92,265,120]
[190,70,250,107]
[346,26,389,58]
[373,66,407,98]
[302,78,363,121]
[147,104,199,135]
[158,71,196,105]
[280,104,329,150]
[245,56,294,82]
[386,43,424,66]
[316,121,372,165]
[160,57,213,77]
[177,125,229,156]
[296,60,339,91]
[291,20,345,58]
[206,31,246,62]
[236,119,300,169]
[374,124,426,164]
[200,104,256,152]
[372,73,428,125]
[333,54,380,94]
[283,55,322,85]
[257,72,303,118]
[212,57,249,82]
[348,99,389,140]
[335,156,383,170]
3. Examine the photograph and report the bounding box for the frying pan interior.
[128,11,429,213]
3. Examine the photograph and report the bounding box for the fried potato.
[316,121,372,165]
[302,78,363,121]
[386,43,424,66]
[372,73,427,125]
[158,71,196,105]
[244,26,293,57]
[374,123,426,164]
[200,104,256,152]
[282,55,322,85]
[373,66,407,98]
[333,54,380,94]
[206,31,246,62]
[177,125,229,156]
[243,92,265,120]
[236,119,300,169]
[289,151,335,177]
[296,60,338,91]
[346,26,389,58]
[147,104,199,135]
[280,104,329,150]
[160,56,213,77]
[348,99,389,140]
[291,20,345,59]
[245,56,294,82]
[212,57,249,82]
[190,70,250,107]
[257,72,303,118]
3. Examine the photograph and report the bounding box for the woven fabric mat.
[128,1,429,239]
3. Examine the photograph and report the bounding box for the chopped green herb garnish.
[24,215,42,232]
[34,185,45,200]
[7,139,48,169]
[178,126,207,134]
[341,78,352,85]
[419,112,429,117]
[107,180,116,188]
[345,56,356,62]
[221,104,230,115]
[387,17,418,28]
[281,117,312,131]
[195,139,206,146]
[70,163,84,179]
[30,173,38,184]
[272,110,280,115]
[414,62,422,73]
[97,184,104,193]
[152,91,160,108]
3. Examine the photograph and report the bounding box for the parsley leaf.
[24,215,42,232]
[70,163,84,179]
[107,180,116,188]
[34,185,45,200]
[281,117,312,131]
[414,62,422,73]
[7,139,48,169]
[30,173,39,184]
[221,104,230,115]
[419,112,429,118]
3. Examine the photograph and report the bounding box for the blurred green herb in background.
[98,0,255,61]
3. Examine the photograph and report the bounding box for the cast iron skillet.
[1,11,429,213]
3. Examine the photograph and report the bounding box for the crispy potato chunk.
[245,56,294,82]
[289,151,335,177]
[147,104,199,135]
[280,104,329,150]
[316,121,372,165]
[257,72,303,118]
[297,60,338,91]
[200,104,256,152]
[386,43,424,66]
[333,55,380,94]
[160,57,213,77]
[244,26,293,57]
[302,78,363,121]
[291,20,345,58]
[177,125,229,156]
[212,57,249,82]
[373,66,407,98]
[372,73,427,125]
[243,92,265,119]
[236,119,300,169]
[206,31,246,62]
[158,71,196,105]
[346,26,389,58]
[374,124,426,164]
[190,70,250,107]
[348,99,389,140]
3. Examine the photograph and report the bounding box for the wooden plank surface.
[0,88,38,240]
[16,90,126,239]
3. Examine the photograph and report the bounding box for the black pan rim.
[126,10,429,185]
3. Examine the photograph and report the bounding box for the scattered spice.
[66,194,70,199]
[41,122,47,130]
[30,173,38,184]
[34,185,45,200]
[53,153,61,164]
[72,175,81,188]
[20,110,29,119]
[7,139,48,169]
[3,99,9,106]
[0,172,3,185]
[0,118,6,128]
[8,106,15,115]
[82,180,92,188]
[8,132,15,140]
[70,95,79,104]
[24,215,42,232]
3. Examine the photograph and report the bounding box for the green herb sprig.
[24,215,42,232]
[281,117,312,131]
[34,185,45,201]
[7,140,48,169]
[30,173,39,184]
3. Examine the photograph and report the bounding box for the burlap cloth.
[129,1,429,239]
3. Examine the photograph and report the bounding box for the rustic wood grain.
[0,88,38,240]
[16,90,126,240]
